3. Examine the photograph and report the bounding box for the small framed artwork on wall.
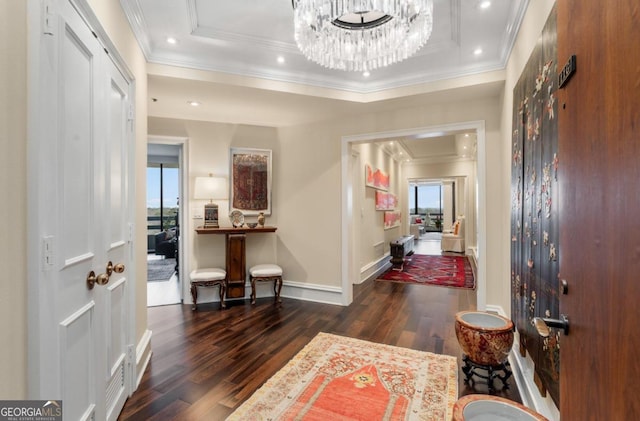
[365,164,390,191]
[383,210,401,230]
[375,191,398,211]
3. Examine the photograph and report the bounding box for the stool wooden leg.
[219,281,226,309]
[274,276,282,303]
[250,276,257,305]
[190,283,198,310]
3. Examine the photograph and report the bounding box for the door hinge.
[42,0,55,36]
[128,105,134,122]
[127,344,136,392]
[42,235,55,270]
[127,344,135,366]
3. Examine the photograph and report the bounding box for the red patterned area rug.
[377,254,475,290]
[228,333,458,420]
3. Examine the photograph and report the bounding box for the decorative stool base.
[461,355,512,391]
[249,264,283,305]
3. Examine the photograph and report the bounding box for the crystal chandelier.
[291,0,434,72]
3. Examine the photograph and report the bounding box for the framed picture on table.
[229,148,272,216]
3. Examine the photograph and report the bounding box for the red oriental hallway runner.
[377,254,475,290]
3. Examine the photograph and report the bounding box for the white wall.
[279,96,502,293]
[150,94,501,298]
[148,118,280,303]
[0,0,27,400]
[352,143,402,275]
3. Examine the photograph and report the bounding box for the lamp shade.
[194,176,227,200]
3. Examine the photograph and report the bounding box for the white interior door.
[102,49,132,421]
[29,1,133,420]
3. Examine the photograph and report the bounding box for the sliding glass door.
[409,182,444,232]
[147,163,179,253]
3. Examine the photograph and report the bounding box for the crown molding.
[498,0,530,65]
[119,0,152,60]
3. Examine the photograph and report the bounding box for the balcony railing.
[147,215,178,233]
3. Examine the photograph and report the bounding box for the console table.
[195,226,277,299]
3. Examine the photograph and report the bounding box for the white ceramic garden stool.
[189,268,226,310]
[249,264,283,305]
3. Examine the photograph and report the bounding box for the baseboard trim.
[280,280,344,306]
[359,253,391,284]
[189,279,345,307]
[487,305,559,421]
[468,246,478,266]
[135,329,152,390]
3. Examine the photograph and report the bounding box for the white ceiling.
[124,0,529,161]
[122,0,529,94]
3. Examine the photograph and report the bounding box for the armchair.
[441,217,465,253]
[154,228,177,258]
[409,215,425,239]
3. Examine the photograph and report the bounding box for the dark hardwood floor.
[119,278,521,420]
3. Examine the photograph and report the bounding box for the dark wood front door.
[557,0,640,418]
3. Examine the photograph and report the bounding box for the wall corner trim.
[135,329,153,390]
[359,253,391,284]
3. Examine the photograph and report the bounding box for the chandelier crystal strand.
[293,0,433,71]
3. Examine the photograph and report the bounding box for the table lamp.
[194,174,227,228]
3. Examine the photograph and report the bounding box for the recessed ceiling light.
[463,146,467,149]
[166,37,177,44]
[277,56,285,64]
[465,133,469,137]
[474,48,483,56]
[363,71,371,77]
[480,1,491,9]
[187,101,201,107]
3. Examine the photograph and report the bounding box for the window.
[409,182,444,231]
[147,163,179,240]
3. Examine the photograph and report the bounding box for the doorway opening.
[147,142,183,306]
[341,121,487,309]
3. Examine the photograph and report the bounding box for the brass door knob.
[87,262,125,290]
[86,270,112,290]
[87,271,97,290]
[95,273,110,286]
[106,261,126,276]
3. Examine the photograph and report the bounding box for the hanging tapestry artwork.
[511,6,560,406]
[230,148,272,215]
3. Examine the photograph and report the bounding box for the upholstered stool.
[189,268,226,310]
[249,264,283,305]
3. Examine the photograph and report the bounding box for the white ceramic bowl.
[452,395,549,421]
